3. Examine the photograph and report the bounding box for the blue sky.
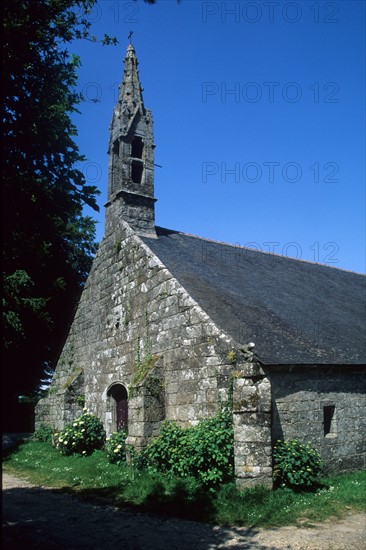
[70,0,365,273]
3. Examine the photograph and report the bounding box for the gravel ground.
[2,472,365,550]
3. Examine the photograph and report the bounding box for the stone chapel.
[36,43,366,486]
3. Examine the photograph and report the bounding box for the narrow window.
[131,136,144,159]
[323,405,336,437]
[113,139,119,156]
[131,160,143,183]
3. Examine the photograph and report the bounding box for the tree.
[2,0,115,429]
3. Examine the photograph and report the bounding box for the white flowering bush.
[105,430,128,465]
[55,409,106,456]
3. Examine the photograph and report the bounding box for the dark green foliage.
[131,408,234,488]
[55,411,106,456]
[273,439,323,491]
[33,423,54,443]
[1,1,115,423]
[105,431,128,465]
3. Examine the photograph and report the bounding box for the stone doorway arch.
[107,384,128,432]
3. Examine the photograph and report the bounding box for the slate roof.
[142,227,366,365]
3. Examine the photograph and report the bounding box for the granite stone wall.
[35,215,256,453]
[35,211,365,485]
[270,366,366,473]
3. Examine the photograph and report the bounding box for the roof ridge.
[155,226,365,276]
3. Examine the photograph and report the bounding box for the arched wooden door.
[107,384,128,432]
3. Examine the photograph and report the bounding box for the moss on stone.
[63,368,83,390]
[132,354,159,386]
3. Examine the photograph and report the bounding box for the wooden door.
[116,394,128,431]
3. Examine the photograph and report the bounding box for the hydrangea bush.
[105,430,128,465]
[131,407,234,489]
[273,439,323,491]
[55,410,106,456]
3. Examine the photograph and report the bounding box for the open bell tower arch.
[106,43,157,237]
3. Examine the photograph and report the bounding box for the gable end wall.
[36,217,256,450]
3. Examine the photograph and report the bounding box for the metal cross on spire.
[128,30,134,44]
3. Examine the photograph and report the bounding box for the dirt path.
[2,472,365,549]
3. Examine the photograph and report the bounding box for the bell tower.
[105,43,157,237]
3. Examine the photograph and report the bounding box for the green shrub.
[55,410,106,456]
[273,439,323,491]
[132,407,234,489]
[105,430,128,465]
[33,424,54,443]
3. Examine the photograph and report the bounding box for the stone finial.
[117,43,144,113]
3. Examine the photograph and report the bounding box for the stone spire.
[105,43,156,237]
[117,44,144,114]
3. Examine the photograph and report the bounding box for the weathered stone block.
[233,374,271,413]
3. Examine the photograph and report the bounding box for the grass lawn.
[3,440,366,527]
